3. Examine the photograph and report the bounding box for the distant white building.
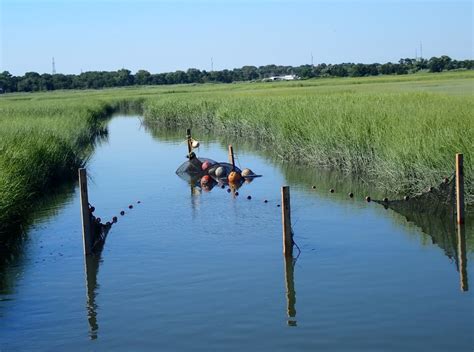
[263,74,298,82]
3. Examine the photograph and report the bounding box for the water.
[1,115,472,351]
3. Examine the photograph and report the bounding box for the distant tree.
[135,70,151,85]
[116,69,134,86]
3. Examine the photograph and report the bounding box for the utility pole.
[311,52,314,66]
[420,41,423,60]
[52,57,56,75]
[211,57,214,72]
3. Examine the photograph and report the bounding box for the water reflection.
[284,255,297,327]
[457,224,468,292]
[83,227,110,340]
[84,254,101,340]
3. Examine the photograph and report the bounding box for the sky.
[0,0,472,75]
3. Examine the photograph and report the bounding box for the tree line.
[0,55,472,93]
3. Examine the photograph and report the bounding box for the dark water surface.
[1,116,472,351]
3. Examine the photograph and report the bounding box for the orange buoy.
[201,175,211,185]
[228,171,242,183]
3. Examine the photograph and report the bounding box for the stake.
[457,224,468,292]
[281,186,293,257]
[456,153,464,224]
[79,168,93,255]
[228,144,235,171]
[186,128,192,155]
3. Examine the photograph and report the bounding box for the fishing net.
[374,175,459,261]
[374,174,456,217]
[175,157,217,182]
[175,157,241,183]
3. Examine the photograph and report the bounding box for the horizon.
[1,0,472,75]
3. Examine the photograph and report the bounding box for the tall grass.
[0,71,472,236]
[144,78,473,203]
[0,97,116,233]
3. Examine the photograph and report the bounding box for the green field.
[0,71,473,232]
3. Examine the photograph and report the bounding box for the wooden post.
[456,153,464,224]
[186,128,192,155]
[457,224,468,292]
[228,144,235,170]
[281,186,293,257]
[79,168,93,255]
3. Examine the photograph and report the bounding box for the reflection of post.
[84,255,100,340]
[457,224,468,292]
[284,255,297,326]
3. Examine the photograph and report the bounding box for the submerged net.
[374,174,456,218]
[374,174,460,262]
[176,157,241,183]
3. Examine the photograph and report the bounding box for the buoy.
[312,186,316,189]
[112,216,118,223]
[228,171,242,183]
[201,175,211,184]
[129,205,133,209]
[277,204,281,207]
[247,195,252,200]
[120,211,125,216]
[383,197,389,202]
[330,189,335,193]
[235,191,239,196]
[404,196,410,201]
[349,192,354,198]
[221,184,225,189]
[365,196,371,202]
[137,201,141,204]
[428,186,434,192]
[264,200,268,203]
[227,188,231,193]
[241,168,254,177]
[201,161,213,171]
[215,166,227,178]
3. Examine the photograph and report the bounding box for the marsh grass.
[0,71,472,234]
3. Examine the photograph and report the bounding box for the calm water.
[1,116,472,351]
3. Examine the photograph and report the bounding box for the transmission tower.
[52,57,56,74]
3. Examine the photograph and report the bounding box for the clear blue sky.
[0,0,472,75]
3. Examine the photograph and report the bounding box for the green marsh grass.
[0,71,472,235]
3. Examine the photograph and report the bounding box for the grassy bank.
[0,71,472,235]
[0,97,111,233]
[143,72,473,202]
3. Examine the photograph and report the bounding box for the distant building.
[263,74,298,82]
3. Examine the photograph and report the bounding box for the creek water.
[1,115,472,351]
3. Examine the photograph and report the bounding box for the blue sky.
[0,0,472,75]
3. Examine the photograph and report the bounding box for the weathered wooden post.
[228,145,235,171]
[281,186,293,257]
[456,153,464,224]
[79,168,93,255]
[186,128,192,155]
[457,224,468,292]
